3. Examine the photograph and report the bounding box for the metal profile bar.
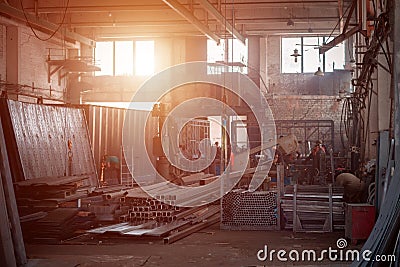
[276,164,284,230]
[342,0,357,33]
[0,171,16,267]
[319,24,360,54]
[164,214,219,244]
[338,0,344,32]
[319,0,359,54]
[162,0,220,43]
[293,183,297,233]
[47,64,63,84]
[328,184,333,232]
[0,2,95,46]
[0,112,26,266]
[196,0,245,44]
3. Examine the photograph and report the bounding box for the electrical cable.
[371,1,392,73]
[19,0,70,41]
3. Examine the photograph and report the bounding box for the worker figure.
[335,172,366,203]
[101,155,120,185]
[311,140,326,175]
[213,142,222,175]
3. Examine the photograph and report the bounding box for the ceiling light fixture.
[287,7,295,26]
[314,67,324,76]
[290,48,301,62]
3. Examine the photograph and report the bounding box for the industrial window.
[95,40,154,76]
[135,41,155,76]
[115,41,134,76]
[281,36,345,74]
[207,39,248,73]
[95,41,113,76]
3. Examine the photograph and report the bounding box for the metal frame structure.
[275,120,335,155]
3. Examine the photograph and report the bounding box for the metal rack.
[281,184,345,233]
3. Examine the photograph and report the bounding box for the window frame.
[281,36,344,74]
[94,40,154,77]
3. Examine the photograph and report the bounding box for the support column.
[80,43,93,60]
[185,36,207,62]
[394,0,400,162]
[260,37,267,92]
[248,36,261,88]
[6,26,18,100]
[155,38,173,72]
[377,52,392,132]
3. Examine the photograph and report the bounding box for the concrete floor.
[25,224,362,267]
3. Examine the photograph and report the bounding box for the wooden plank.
[0,115,27,266]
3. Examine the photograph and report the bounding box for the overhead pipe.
[162,0,220,43]
[196,0,245,44]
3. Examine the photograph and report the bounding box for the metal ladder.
[120,146,135,187]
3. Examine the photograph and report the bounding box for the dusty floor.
[25,224,363,267]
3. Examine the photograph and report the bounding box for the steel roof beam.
[196,0,245,44]
[162,0,220,43]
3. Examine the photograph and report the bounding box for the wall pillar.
[185,36,207,62]
[248,36,261,88]
[6,26,19,100]
[260,37,267,91]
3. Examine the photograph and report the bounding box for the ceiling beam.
[197,0,245,43]
[338,0,344,32]
[0,2,95,46]
[162,0,220,43]
[319,0,359,54]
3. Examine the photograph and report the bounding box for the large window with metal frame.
[281,36,345,74]
[95,40,154,76]
[207,39,248,73]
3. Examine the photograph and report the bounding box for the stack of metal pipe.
[221,189,278,230]
[127,196,180,223]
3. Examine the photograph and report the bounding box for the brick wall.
[263,35,351,153]
[267,94,345,152]
[1,17,70,101]
[0,25,6,79]
[18,26,66,100]
[265,36,352,96]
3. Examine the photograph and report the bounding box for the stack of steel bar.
[282,185,345,232]
[20,208,96,243]
[80,190,129,221]
[87,204,220,244]
[221,189,278,230]
[15,175,93,209]
[16,184,78,199]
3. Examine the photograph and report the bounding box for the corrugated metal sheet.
[86,105,124,173]
[123,108,157,182]
[7,100,97,187]
[84,105,157,184]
